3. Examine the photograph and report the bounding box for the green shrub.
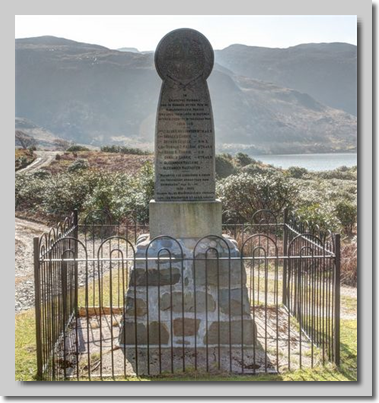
[241,162,278,176]
[83,161,154,223]
[296,203,339,233]
[68,159,89,172]
[286,166,308,179]
[15,173,46,210]
[30,169,51,180]
[66,145,90,152]
[335,200,357,235]
[16,156,28,169]
[315,166,357,180]
[42,171,98,216]
[217,172,297,223]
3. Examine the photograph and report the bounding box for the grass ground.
[15,288,357,382]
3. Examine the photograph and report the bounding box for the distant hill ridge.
[15,36,357,154]
[215,42,357,115]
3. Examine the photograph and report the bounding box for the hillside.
[15,117,62,148]
[215,43,357,116]
[15,36,357,154]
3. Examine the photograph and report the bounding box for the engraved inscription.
[154,29,215,201]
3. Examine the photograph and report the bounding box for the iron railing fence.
[33,209,340,380]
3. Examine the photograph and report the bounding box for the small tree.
[15,130,36,150]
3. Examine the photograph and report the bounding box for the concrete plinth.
[149,199,222,238]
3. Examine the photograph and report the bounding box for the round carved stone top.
[155,28,214,83]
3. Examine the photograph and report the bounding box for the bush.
[217,172,297,223]
[68,159,89,172]
[42,171,99,216]
[15,173,46,210]
[286,166,308,179]
[335,200,357,235]
[242,162,278,176]
[83,161,154,223]
[215,154,236,178]
[30,169,51,180]
[15,156,28,170]
[315,167,357,181]
[16,160,155,221]
[66,145,90,152]
[235,152,254,167]
[295,203,339,233]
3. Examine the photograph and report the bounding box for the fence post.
[282,208,288,305]
[334,234,341,366]
[73,209,79,314]
[33,237,43,379]
[73,209,79,240]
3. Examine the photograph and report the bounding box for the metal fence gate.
[33,209,340,380]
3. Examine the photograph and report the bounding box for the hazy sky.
[15,15,357,51]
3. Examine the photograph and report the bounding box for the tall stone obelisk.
[149,28,222,238]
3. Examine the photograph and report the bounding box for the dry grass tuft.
[340,239,357,286]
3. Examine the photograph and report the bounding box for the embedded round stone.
[155,28,214,83]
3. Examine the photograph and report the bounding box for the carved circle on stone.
[155,28,214,84]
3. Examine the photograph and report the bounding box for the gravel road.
[16,151,61,174]
[15,218,50,312]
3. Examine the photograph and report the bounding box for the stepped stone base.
[119,234,256,373]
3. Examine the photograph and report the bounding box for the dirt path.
[15,218,50,312]
[17,151,61,174]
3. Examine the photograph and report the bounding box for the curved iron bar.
[288,233,325,256]
[63,216,71,234]
[39,221,77,258]
[241,233,279,256]
[39,233,49,257]
[193,234,231,258]
[44,236,88,259]
[96,236,136,259]
[252,209,278,225]
[56,221,64,239]
[146,235,184,258]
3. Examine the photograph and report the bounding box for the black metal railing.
[33,209,340,380]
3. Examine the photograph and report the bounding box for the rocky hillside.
[215,43,357,116]
[15,36,357,154]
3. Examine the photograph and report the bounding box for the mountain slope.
[15,36,357,154]
[215,43,357,116]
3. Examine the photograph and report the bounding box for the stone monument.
[150,28,221,238]
[119,29,256,374]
